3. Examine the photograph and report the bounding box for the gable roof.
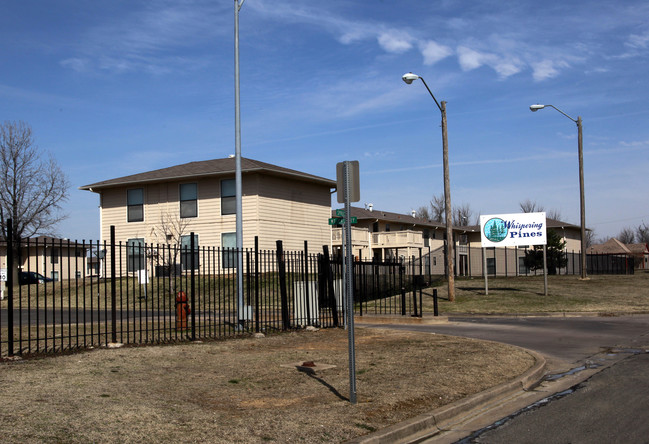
[623,243,648,254]
[80,157,335,191]
[587,238,632,254]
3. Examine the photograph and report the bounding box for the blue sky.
[2,0,648,242]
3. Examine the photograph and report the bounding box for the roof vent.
[228,154,235,158]
[411,210,416,218]
[368,203,373,212]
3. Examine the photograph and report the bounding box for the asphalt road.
[364,314,649,443]
[380,314,649,369]
[474,352,649,443]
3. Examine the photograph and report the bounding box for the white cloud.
[419,40,453,65]
[60,58,89,73]
[457,46,486,71]
[531,59,567,81]
[456,46,523,78]
[626,31,649,49]
[377,30,413,53]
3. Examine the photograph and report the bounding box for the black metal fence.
[449,246,636,277]
[0,229,425,359]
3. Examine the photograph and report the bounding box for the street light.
[530,104,587,279]
[234,0,246,325]
[403,72,455,302]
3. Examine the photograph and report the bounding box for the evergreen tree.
[523,229,568,275]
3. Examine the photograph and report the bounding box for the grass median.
[422,271,649,314]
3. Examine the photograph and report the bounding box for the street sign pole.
[337,160,359,405]
[343,161,357,405]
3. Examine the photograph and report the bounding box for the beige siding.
[97,172,332,254]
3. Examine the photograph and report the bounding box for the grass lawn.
[421,271,649,314]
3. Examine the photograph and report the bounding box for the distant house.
[588,238,649,270]
[1,236,89,281]
[80,157,335,255]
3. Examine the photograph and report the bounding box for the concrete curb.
[354,315,449,325]
[345,349,546,444]
[439,311,649,318]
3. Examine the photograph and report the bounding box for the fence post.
[190,232,196,340]
[322,245,339,327]
[276,241,290,330]
[304,241,311,326]
[400,259,406,316]
[6,218,14,356]
[411,255,418,317]
[433,288,439,317]
[255,237,260,333]
[110,226,117,344]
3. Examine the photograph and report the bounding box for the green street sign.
[335,209,346,217]
[328,217,357,225]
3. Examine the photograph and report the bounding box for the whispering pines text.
[504,220,544,238]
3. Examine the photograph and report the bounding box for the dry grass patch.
[0,327,534,443]
[423,272,649,314]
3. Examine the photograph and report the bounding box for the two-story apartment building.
[80,157,336,256]
[331,205,449,273]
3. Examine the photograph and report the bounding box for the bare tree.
[585,229,597,248]
[0,121,69,262]
[519,199,561,220]
[519,199,544,213]
[617,226,635,244]
[149,211,192,294]
[453,203,473,226]
[415,205,430,220]
[636,222,649,244]
[430,194,445,222]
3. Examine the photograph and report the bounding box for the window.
[423,229,430,247]
[127,238,145,272]
[181,234,199,270]
[51,271,59,282]
[221,179,235,215]
[127,188,144,222]
[50,248,59,264]
[459,235,468,245]
[487,257,496,276]
[222,232,236,269]
[180,183,198,218]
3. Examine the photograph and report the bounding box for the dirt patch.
[0,327,534,443]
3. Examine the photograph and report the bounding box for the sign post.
[336,160,360,405]
[480,212,547,295]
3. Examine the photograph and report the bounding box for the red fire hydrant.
[175,291,191,330]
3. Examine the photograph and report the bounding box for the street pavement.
[360,314,649,443]
[474,352,649,443]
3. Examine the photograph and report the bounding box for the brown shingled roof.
[333,206,447,229]
[80,157,335,191]
[587,238,632,254]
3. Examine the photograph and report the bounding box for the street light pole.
[234,0,246,324]
[403,73,455,302]
[530,104,587,279]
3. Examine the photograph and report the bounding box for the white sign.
[480,212,547,248]
[138,269,149,285]
[0,268,6,282]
